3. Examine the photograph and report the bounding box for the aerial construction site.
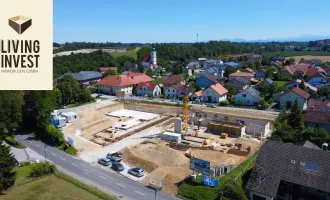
[58,99,274,194]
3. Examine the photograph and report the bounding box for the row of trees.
[53,50,136,78]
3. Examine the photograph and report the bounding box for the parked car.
[106,153,122,162]
[128,168,144,177]
[208,104,216,108]
[111,162,124,172]
[98,158,112,166]
[176,101,183,106]
[96,94,103,98]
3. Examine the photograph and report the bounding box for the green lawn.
[262,51,330,57]
[155,77,164,84]
[2,164,116,200]
[274,81,287,87]
[177,151,259,200]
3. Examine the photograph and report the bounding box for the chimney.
[322,143,328,151]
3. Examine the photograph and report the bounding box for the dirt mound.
[123,148,159,173]
[128,140,189,168]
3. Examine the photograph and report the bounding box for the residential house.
[234,86,261,106]
[136,82,161,97]
[278,87,310,110]
[324,68,330,76]
[256,68,267,78]
[280,63,310,79]
[191,91,202,101]
[228,72,254,82]
[163,75,184,87]
[57,71,102,84]
[271,56,285,65]
[284,79,317,92]
[226,77,249,90]
[187,61,200,69]
[247,54,262,62]
[271,61,282,68]
[201,83,228,103]
[246,140,330,200]
[196,75,219,89]
[203,59,223,69]
[99,67,118,74]
[165,84,192,99]
[304,67,329,87]
[262,77,273,86]
[299,58,322,66]
[241,68,255,74]
[196,67,224,80]
[97,73,153,95]
[304,99,330,133]
[223,62,242,68]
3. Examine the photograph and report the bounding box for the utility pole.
[155,188,158,200]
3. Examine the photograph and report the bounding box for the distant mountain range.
[217,35,330,43]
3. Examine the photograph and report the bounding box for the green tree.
[138,62,145,73]
[132,85,137,95]
[102,70,119,78]
[255,61,261,71]
[196,84,202,92]
[317,87,330,99]
[300,128,330,147]
[146,68,154,77]
[289,58,295,64]
[299,80,307,91]
[53,88,62,108]
[0,142,16,191]
[288,100,304,131]
[224,66,237,77]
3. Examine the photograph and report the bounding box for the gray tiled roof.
[295,140,321,150]
[57,71,102,81]
[246,141,330,197]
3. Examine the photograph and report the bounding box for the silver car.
[128,168,144,177]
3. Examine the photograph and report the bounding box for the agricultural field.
[109,47,140,59]
[1,164,115,200]
[262,51,330,57]
[290,55,330,62]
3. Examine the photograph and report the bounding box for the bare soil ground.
[291,55,330,62]
[123,138,258,194]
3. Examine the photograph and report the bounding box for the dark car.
[96,94,103,98]
[98,158,112,166]
[128,168,144,177]
[111,162,124,172]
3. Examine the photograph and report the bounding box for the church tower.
[151,44,157,65]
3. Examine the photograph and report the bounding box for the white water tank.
[322,143,328,151]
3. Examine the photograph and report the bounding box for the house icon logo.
[8,15,32,34]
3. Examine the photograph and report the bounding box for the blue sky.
[54,0,330,43]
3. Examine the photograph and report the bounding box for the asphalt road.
[15,134,181,200]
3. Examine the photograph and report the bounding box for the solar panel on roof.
[307,164,318,171]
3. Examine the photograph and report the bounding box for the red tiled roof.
[228,72,254,77]
[99,67,117,72]
[260,68,267,73]
[307,99,330,111]
[281,87,310,99]
[141,55,151,62]
[243,68,254,73]
[305,67,324,77]
[281,64,311,75]
[98,73,153,87]
[304,111,330,125]
[163,75,183,84]
[194,90,203,97]
[136,82,158,91]
[210,83,228,95]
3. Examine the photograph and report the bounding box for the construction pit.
[60,101,266,194]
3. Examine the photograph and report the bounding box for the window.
[172,89,175,92]
[316,124,319,128]
[289,95,292,99]
[168,89,170,92]
[242,94,246,97]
